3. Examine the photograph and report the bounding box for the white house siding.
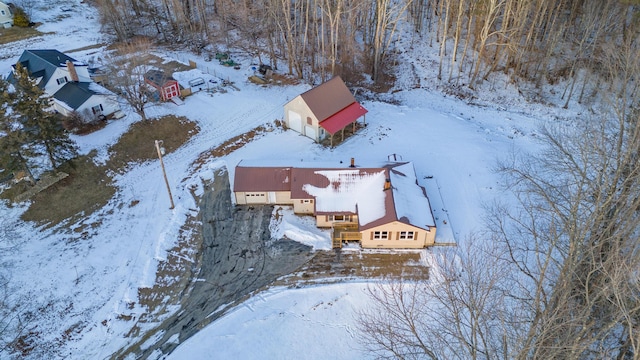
[360,221,435,249]
[0,2,12,28]
[52,101,73,117]
[44,68,73,95]
[76,95,120,118]
[44,67,91,96]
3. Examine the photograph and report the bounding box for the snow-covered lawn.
[0,2,580,359]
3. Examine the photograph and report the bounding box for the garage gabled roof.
[298,76,357,122]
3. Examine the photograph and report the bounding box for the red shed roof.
[319,102,368,134]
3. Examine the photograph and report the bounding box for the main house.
[234,160,436,249]
[11,49,121,120]
[284,76,367,145]
[0,1,12,28]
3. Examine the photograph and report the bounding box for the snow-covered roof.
[235,161,436,230]
[389,162,436,228]
[301,168,387,226]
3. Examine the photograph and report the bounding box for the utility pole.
[155,140,175,209]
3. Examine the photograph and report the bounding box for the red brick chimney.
[66,60,79,82]
[350,157,355,168]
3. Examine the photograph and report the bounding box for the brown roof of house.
[233,166,292,192]
[289,168,330,199]
[234,161,435,232]
[299,76,356,122]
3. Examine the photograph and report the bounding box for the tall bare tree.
[102,40,155,121]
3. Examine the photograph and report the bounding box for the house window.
[307,117,313,125]
[328,215,349,222]
[398,231,415,240]
[373,231,389,240]
[56,76,68,85]
[91,104,104,114]
[300,199,313,204]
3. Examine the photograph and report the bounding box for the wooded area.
[96,0,639,104]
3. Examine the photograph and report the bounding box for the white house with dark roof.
[0,2,12,28]
[284,76,367,145]
[233,160,436,249]
[11,49,121,120]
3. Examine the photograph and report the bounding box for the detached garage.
[284,76,367,144]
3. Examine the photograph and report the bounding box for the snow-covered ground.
[0,2,581,359]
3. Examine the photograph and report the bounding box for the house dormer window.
[56,76,69,85]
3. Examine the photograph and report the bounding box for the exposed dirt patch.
[65,43,107,53]
[108,115,199,172]
[276,249,428,286]
[0,26,46,46]
[16,115,198,226]
[20,153,116,226]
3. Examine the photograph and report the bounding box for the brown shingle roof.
[299,76,356,122]
[233,166,292,192]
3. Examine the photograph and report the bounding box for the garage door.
[288,111,302,133]
[304,126,316,141]
[245,193,267,204]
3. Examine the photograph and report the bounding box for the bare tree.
[102,40,155,121]
[357,235,512,360]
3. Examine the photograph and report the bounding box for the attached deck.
[331,223,361,248]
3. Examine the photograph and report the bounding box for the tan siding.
[275,192,293,204]
[316,214,358,228]
[293,199,315,214]
[360,221,435,249]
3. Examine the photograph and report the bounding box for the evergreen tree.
[12,64,78,170]
[0,76,37,183]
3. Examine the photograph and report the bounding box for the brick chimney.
[66,60,79,82]
[350,157,355,168]
[384,178,391,190]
